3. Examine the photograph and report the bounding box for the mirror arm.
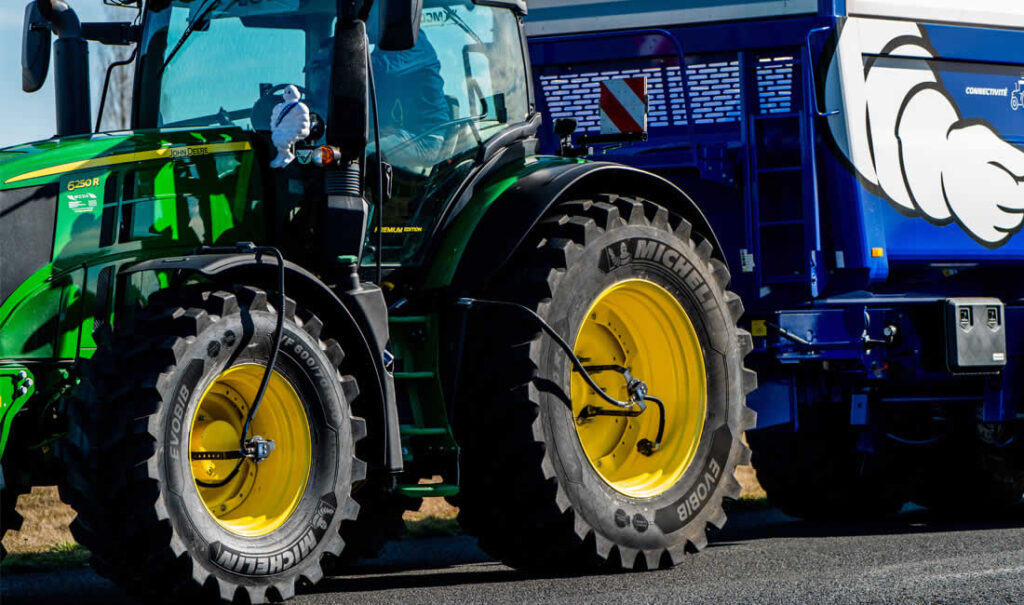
[36,0,81,39]
[33,0,92,136]
[82,22,141,45]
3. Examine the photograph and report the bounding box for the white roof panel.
[525,0,819,36]
[847,0,1024,30]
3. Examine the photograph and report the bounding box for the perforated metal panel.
[537,52,792,134]
[756,56,796,115]
[539,66,672,133]
[685,60,741,124]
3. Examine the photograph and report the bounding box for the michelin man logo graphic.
[825,20,1024,248]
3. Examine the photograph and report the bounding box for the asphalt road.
[4,504,1023,604]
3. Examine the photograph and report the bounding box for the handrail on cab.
[806,25,841,118]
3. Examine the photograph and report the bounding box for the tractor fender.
[449,161,725,291]
[121,253,403,474]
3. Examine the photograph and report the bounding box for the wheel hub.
[571,279,707,499]
[191,419,241,480]
[188,365,311,537]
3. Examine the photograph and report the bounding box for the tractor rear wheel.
[58,286,364,603]
[457,196,756,570]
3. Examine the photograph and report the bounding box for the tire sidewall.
[536,222,741,549]
[157,308,352,580]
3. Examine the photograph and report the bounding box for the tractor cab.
[133,0,531,272]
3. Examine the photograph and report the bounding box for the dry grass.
[3,486,76,554]
[736,463,768,500]
[2,542,89,572]
[404,494,459,523]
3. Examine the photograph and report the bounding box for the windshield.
[136,0,337,131]
[135,0,531,269]
[369,0,530,266]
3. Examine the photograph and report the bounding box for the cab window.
[369,0,530,266]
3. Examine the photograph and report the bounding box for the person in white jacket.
[270,85,312,169]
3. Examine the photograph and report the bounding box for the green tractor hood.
[0,125,262,365]
[0,128,253,191]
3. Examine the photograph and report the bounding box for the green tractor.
[0,0,756,601]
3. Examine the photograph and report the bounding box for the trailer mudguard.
[449,161,725,291]
[121,253,403,474]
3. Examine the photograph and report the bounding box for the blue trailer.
[527,0,1024,517]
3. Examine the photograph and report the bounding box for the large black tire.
[747,388,906,520]
[58,286,365,603]
[913,414,1024,515]
[456,196,757,570]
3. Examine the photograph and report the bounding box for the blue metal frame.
[535,29,700,166]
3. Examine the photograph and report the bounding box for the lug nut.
[883,324,898,343]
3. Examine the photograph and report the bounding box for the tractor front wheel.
[59,286,364,603]
[457,196,756,570]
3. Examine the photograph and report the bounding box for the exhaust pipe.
[36,0,91,137]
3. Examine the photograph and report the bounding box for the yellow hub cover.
[189,364,312,537]
[571,279,707,499]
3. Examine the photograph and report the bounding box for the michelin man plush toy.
[270,85,311,168]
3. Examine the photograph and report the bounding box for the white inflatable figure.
[270,85,311,169]
[825,20,1024,247]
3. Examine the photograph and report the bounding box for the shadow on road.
[304,503,1024,598]
[4,503,1022,603]
[319,565,527,594]
[712,502,1024,545]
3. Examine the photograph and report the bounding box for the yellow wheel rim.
[571,279,707,499]
[189,364,312,537]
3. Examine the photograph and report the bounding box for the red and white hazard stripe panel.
[599,77,648,135]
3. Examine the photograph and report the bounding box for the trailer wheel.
[748,429,906,520]
[457,196,756,570]
[913,418,1024,515]
[58,286,364,603]
[747,387,907,520]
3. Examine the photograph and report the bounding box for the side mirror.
[378,0,421,51]
[22,2,51,93]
